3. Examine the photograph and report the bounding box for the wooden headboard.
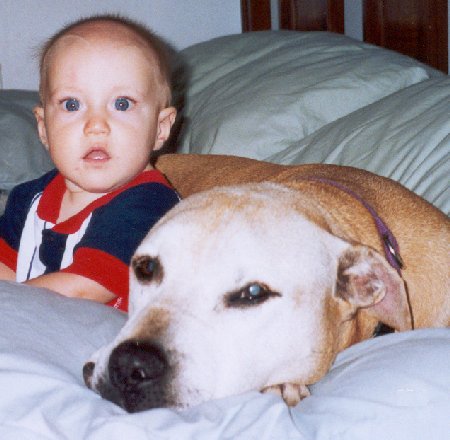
[241,0,448,73]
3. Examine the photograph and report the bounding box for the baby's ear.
[155,107,177,150]
[33,105,49,149]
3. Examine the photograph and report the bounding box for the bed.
[0,1,449,439]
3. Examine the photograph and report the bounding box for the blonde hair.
[37,14,173,107]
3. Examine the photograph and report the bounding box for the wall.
[0,0,241,90]
[344,0,363,40]
[1,0,447,89]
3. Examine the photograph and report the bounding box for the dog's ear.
[336,245,412,331]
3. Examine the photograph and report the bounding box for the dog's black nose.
[108,340,168,391]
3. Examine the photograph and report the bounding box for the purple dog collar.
[305,177,404,274]
[303,177,410,335]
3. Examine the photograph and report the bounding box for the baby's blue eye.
[115,98,131,111]
[64,98,80,112]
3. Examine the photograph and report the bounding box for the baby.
[0,15,179,311]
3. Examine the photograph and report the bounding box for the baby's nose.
[84,112,110,135]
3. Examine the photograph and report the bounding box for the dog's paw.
[261,383,310,406]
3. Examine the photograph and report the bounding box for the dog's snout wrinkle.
[82,361,95,388]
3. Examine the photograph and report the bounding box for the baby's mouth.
[84,148,110,161]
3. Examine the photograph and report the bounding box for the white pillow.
[0,190,7,215]
[0,90,53,191]
[175,31,437,160]
[269,77,450,214]
[0,281,448,439]
[297,328,450,439]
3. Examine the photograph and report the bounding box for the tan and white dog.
[84,154,449,412]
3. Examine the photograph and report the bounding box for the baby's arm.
[0,259,114,304]
[25,272,116,303]
[0,261,15,280]
[0,257,115,304]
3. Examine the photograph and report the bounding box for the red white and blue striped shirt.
[0,169,179,312]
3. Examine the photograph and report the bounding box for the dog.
[83,154,449,412]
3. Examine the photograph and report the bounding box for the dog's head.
[84,183,407,412]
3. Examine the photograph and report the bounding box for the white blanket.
[0,282,448,439]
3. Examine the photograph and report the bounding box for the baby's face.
[35,29,174,195]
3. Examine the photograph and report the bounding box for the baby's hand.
[25,272,115,304]
[0,262,16,281]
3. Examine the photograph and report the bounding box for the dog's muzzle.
[83,339,174,412]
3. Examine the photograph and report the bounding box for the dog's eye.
[225,282,280,308]
[132,256,162,284]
